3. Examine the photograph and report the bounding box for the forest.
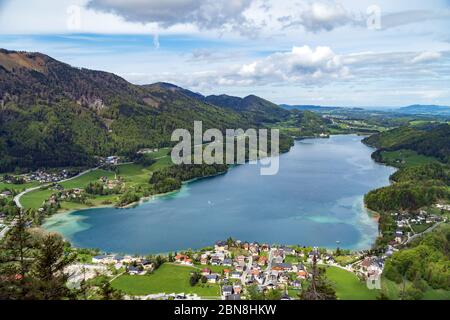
[383,225,450,297]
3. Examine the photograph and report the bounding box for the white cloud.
[87,0,254,34]
[297,1,355,32]
[134,47,450,93]
[410,51,442,64]
[158,45,351,88]
[235,45,349,82]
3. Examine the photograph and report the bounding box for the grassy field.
[111,264,220,297]
[324,266,379,300]
[146,148,171,159]
[380,149,439,167]
[60,169,116,189]
[411,222,433,234]
[0,181,39,193]
[284,255,303,264]
[20,189,54,209]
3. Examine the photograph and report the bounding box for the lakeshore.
[43,135,396,254]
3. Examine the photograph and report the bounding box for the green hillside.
[205,94,291,124]
[363,124,450,165]
[0,49,294,173]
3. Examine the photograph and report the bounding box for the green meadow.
[111,264,220,297]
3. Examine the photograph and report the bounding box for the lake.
[43,135,395,254]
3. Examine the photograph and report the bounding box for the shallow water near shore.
[43,135,395,254]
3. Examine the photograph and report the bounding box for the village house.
[272,263,293,272]
[395,230,403,243]
[222,285,233,297]
[279,274,290,284]
[249,243,259,254]
[273,254,284,264]
[105,156,120,165]
[0,190,12,198]
[141,260,154,272]
[235,264,245,272]
[280,246,295,256]
[222,258,232,266]
[258,256,268,266]
[206,274,219,284]
[436,203,450,211]
[297,270,308,279]
[360,256,374,271]
[175,254,193,266]
[214,240,228,252]
[233,284,242,294]
[236,255,246,264]
[211,252,226,261]
[92,255,123,265]
[251,269,261,277]
[127,265,147,276]
[367,259,383,278]
[201,268,211,276]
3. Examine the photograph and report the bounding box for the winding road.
[13,166,101,209]
[405,221,444,245]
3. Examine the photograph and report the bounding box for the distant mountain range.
[396,105,450,116]
[0,49,293,172]
[280,103,450,116]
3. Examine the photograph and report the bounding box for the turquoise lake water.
[43,135,396,254]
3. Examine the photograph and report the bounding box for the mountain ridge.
[0,48,293,172]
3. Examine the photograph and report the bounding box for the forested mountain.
[363,124,450,213]
[364,124,450,164]
[205,94,291,124]
[0,49,296,173]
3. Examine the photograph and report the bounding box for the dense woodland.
[364,124,450,164]
[0,49,300,173]
[383,225,450,297]
[364,124,450,213]
[363,125,450,297]
[149,163,228,194]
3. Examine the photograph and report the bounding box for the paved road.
[405,221,443,245]
[262,248,275,285]
[0,226,10,240]
[241,255,253,284]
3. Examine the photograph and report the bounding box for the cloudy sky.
[1,0,450,107]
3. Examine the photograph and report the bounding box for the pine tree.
[299,255,337,300]
[0,210,34,299]
[99,278,123,300]
[30,233,76,300]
